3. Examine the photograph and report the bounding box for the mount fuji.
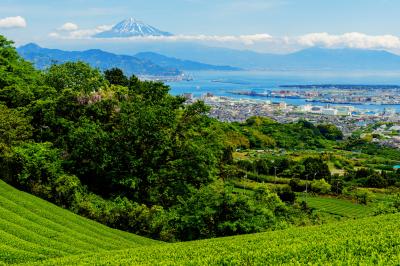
[95,18,173,38]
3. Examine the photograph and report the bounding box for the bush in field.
[289,178,307,192]
[353,189,374,205]
[275,186,296,203]
[167,182,287,241]
[366,172,388,188]
[310,179,331,194]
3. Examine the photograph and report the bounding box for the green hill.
[0,180,159,265]
[29,213,400,266]
[0,180,399,265]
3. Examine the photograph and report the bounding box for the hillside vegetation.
[1,35,330,241]
[1,178,398,265]
[24,212,400,265]
[0,180,159,265]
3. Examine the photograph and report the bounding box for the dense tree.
[289,178,306,192]
[366,172,388,188]
[45,62,107,93]
[170,181,285,241]
[302,157,331,180]
[0,105,33,180]
[0,36,44,108]
[104,68,129,86]
[15,59,223,207]
[0,105,32,148]
[317,124,344,140]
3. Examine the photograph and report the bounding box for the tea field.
[31,213,400,265]
[1,180,399,265]
[0,180,159,265]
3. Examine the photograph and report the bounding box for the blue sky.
[1,0,400,53]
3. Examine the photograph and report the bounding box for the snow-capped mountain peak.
[94,18,173,38]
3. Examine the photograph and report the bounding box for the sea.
[166,70,400,113]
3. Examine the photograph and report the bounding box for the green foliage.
[239,117,333,150]
[331,177,345,195]
[347,188,375,205]
[0,104,32,149]
[3,54,222,209]
[310,178,332,194]
[236,157,293,177]
[104,68,129,86]
[344,168,398,189]
[317,124,344,140]
[224,130,250,149]
[169,181,286,241]
[6,142,80,204]
[44,62,107,93]
[367,172,389,188]
[274,186,296,203]
[0,36,44,108]
[10,143,62,184]
[289,178,307,192]
[302,157,331,180]
[343,136,400,161]
[1,36,267,241]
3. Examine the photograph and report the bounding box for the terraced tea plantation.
[297,194,374,218]
[30,213,400,265]
[1,180,400,265]
[0,180,159,265]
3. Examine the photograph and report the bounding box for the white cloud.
[296,32,400,50]
[59,22,79,31]
[0,16,26,29]
[96,25,113,32]
[136,34,272,45]
[68,25,113,38]
[50,27,273,45]
[53,22,109,39]
[48,32,60,38]
[50,24,113,39]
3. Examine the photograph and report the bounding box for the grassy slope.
[297,194,374,218]
[31,213,400,266]
[1,180,399,265]
[0,180,160,265]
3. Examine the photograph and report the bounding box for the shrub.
[311,179,331,194]
[353,189,374,205]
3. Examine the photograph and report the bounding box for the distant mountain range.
[17,43,180,76]
[18,42,400,74]
[135,52,240,71]
[17,43,239,76]
[269,48,400,71]
[94,18,172,38]
[149,45,400,71]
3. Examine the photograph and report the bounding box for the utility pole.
[305,174,309,204]
[256,167,259,184]
[336,179,339,195]
[243,174,247,195]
